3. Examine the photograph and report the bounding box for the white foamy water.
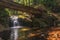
[10,15,22,40]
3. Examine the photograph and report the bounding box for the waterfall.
[10,15,22,40]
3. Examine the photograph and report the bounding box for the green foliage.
[14,0,33,6]
[0,8,9,27]
[40,0,57,10]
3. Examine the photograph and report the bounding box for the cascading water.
[10,15,22,40]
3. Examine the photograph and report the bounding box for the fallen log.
[0,0,42,15]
